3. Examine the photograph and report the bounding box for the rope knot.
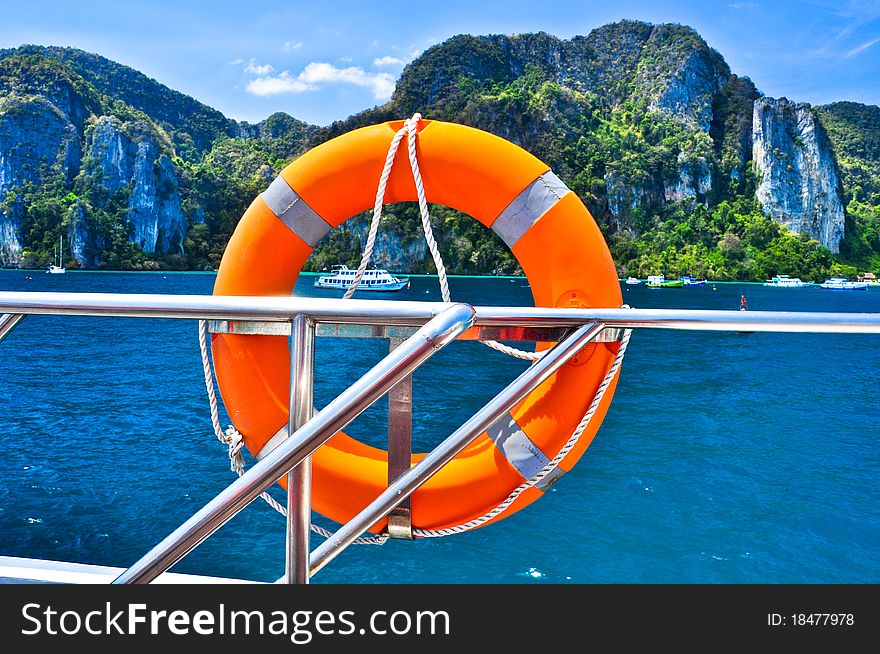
[221,425,242,447]
[221,426,245,472]
[404,112,422,130]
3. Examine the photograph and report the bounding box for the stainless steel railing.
[1,291,880,584]
[114,302,477,584]
[3,291,880,333]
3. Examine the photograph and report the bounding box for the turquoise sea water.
[0,270,878,584]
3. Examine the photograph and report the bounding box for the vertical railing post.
[286,314,315,583]
[386,336,413,539]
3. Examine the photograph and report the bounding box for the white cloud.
[339,55,354,63]
[298,62,396,99]
[228,58,244,65]
[283,41,302,52]
[244,59,274,75]
[242,61,396,99]
[373,55,405,67]
[728,2,758,8]
[246,71,317,96]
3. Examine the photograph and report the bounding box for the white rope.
[412,323,633,538]
[480,338,544,360]
[198,319,388,546]
[198,320,286,513]
[404,115,451,303]
[343,113,541,360]
[342,123,408,300]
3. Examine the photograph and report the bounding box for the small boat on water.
[314,264,410,291]
[646,274,683,288]
[47,235,66,274]
[763,274,807,288]
[625,277,641,285]
[678,275,706,287]
[820,277,868,290]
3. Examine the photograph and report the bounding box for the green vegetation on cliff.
[0,45,239,154]
[815,102,880,272]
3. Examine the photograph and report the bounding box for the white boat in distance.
[820,277,868,290]
[625,277,641,285]
[679,275,707,286]
[763,274,807,287]
[314,264,410,291]
[47,234,66,274]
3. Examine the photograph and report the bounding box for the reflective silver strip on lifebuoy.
[486,412,553,482]
[255,423,289,461]
[491,171,570,249]
[262,176,332,247]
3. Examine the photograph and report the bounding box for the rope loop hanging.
[345,113,540,359]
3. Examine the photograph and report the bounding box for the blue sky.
[1,0,878,126]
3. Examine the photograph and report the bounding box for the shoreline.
[0,269,865,285]
[0,269,527,279]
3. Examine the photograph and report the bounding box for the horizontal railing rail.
[1,291,880,333]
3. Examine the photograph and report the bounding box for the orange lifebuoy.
[212,119,623,533]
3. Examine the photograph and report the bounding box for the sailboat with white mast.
[47,234,66,274]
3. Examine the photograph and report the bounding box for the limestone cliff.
[0,94,74,265]
[84,117,186,259]
[0,53,194,268]
[388,21,744,232]
[630,23,730,132]
[349,220,428,272]
[752,97,845,252]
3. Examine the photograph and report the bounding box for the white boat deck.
[0,556,256,584]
